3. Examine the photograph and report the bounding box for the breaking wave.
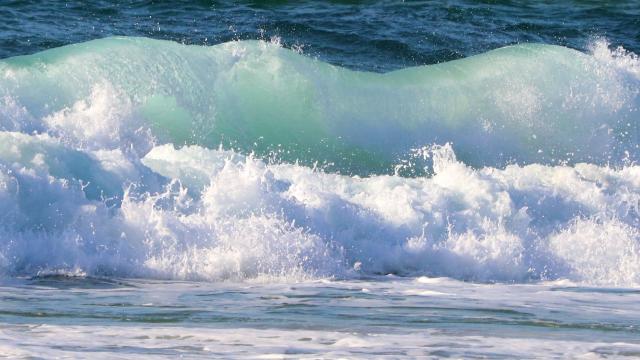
[0,37,639,285]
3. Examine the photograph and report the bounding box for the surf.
[0,37,639,285]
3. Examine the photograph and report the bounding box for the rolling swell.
[0,37,639,285]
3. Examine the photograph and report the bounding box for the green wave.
[1,37,637,174]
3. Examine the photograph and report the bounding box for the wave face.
[2,37,639,174]
[0,37,640,285]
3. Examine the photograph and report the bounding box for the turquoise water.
[3,37,637,176]
[1,1,640,358]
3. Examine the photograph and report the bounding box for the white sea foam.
[0,38,638,285]
[0,134,638,285]
[5,323,638,359]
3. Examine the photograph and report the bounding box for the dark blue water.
[1,0,639,71]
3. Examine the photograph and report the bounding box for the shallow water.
[1,1,640,358]
[1,276,639,358]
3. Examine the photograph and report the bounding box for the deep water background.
[1,0,639,72]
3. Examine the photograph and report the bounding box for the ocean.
[0,1,639,358]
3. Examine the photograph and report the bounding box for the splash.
[0,38,639,285]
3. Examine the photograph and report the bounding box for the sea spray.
[0,38,639,285]
[0,133,638,284]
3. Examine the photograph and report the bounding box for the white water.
[0,134,640,285]
[0,38,639,286]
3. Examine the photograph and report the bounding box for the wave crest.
[0,38,639,285]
